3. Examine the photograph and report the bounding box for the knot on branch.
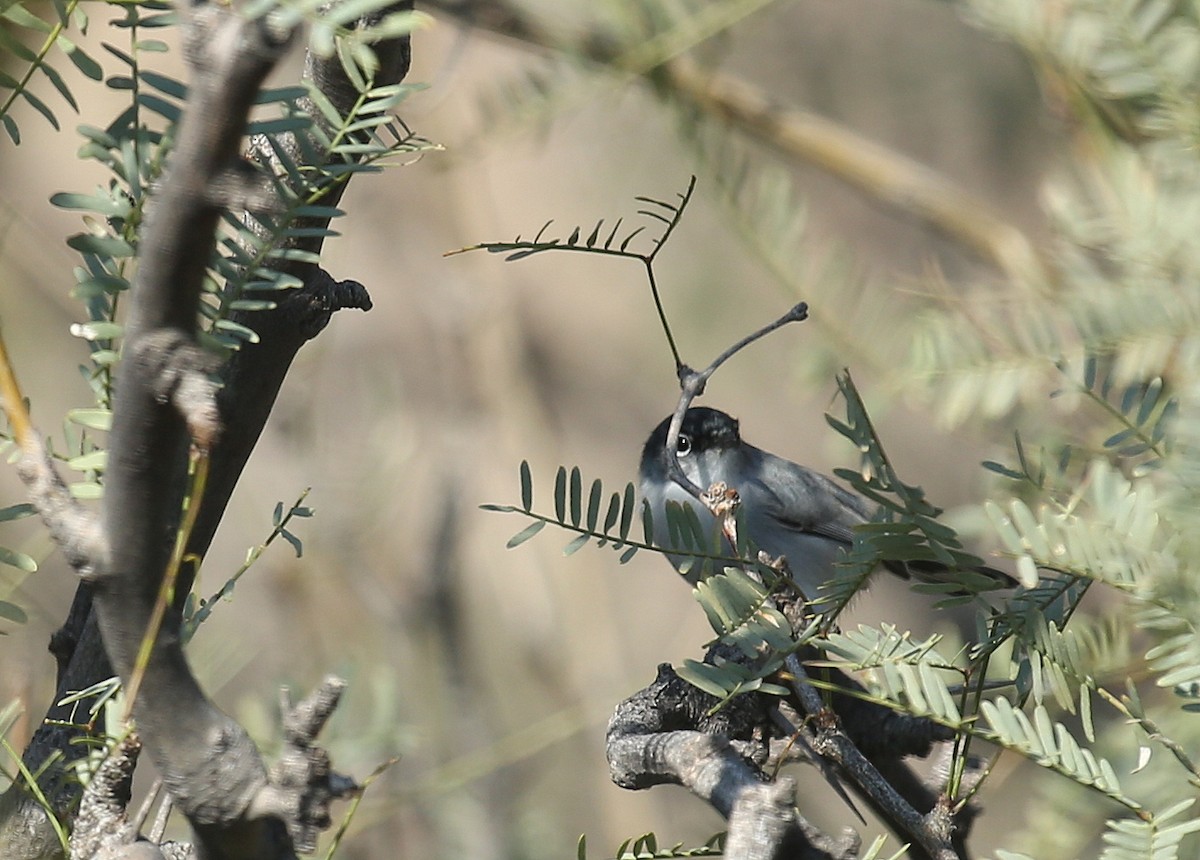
[606,663,861,860]
[606,662,772,793]
[286,268,373,340]
[68,733,141,858]
[130,332,223,453]
[249,676,357,853]
[608,634,977,859]
[159,719,267,828]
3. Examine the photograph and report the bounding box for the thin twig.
[663,302,809,500]
[644,174,697,369]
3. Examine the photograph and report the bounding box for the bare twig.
[250,678,358,853]
[662,302,809,501]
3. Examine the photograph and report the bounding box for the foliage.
[181,489,313,643]
[449,177,699,369]
[0,0,104,146]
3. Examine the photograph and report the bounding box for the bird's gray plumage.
[639,407,1010,597]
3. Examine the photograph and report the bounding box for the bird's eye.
[677,434,692,456]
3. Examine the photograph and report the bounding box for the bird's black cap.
[642,407,741,468]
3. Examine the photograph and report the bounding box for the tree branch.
[659,55,1048,284]
[3,0,413,856]
[606,637,979,860]
[606,664,860,860]
[424,0,1049,282]
[68,733,141,859]
[93,7,303,858]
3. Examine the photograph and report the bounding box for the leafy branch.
[484,461,812,706]
[0,0,103,144]
[800,630,1146,818]
[212,81,433,350]
[978,696,1137,815]
[181,488,314,642]
[816,371,1001,621]
[1068,356,1177,471]
[484,461,781,576]
[1097,683,1200,786]
[447,175,697,369]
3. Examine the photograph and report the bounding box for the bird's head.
[640,407,743,489]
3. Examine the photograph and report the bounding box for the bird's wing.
[747,455,869,546]
[745,452,1017,589]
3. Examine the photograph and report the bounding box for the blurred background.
[0,1,1070,857]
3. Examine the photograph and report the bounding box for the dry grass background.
[0,2,1062,857]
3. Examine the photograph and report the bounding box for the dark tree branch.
[48,582,96,685]
[782,654,961,860]
[304,3,412,124]
[813,667,981,857]
[186,0,412,594]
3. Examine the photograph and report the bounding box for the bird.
[638,406,1013,598]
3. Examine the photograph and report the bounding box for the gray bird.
[639,406,1011,597]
